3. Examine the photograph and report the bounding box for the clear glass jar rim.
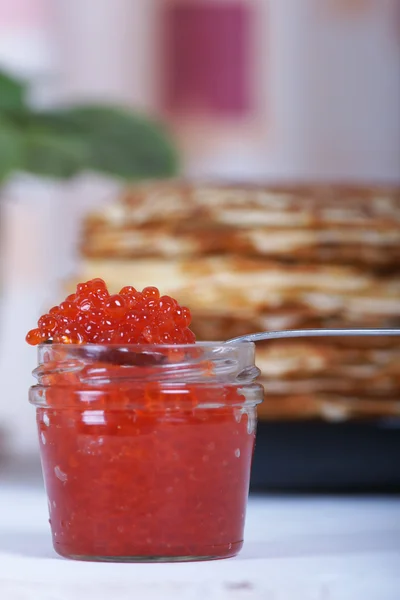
[32,341,260,389]
[30,341,263,409]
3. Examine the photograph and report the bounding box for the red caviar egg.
[26,328,46,345]
[104,295,126,321]
[38,315,58,336]
[120,286,136,296]
[59,301,79,319]
[142,286,160,300]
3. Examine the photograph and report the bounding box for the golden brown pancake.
[82,181,400,267]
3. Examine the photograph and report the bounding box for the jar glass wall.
[29,342,263,562]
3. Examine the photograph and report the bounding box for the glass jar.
[29,342,263,562]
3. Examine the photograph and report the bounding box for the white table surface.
[0,484,399,600]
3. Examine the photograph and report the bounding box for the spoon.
[227,328,400,344]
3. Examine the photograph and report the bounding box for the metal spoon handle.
[227,328,400,344]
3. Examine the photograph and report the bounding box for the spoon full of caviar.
[30,281,399,366]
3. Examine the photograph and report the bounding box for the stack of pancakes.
[76,181,400,421]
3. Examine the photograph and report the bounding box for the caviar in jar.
[30,342,263,562]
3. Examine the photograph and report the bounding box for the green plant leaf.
[23,131,90,179]
[32,106,179,180]
[0,70,27,113]
[0,119,25,182]
[0,100,179,182]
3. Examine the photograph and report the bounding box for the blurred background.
[0,0,399,490]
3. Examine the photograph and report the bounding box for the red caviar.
[26,279,195,345]
[27,279,263,562]
[37,399,256,561]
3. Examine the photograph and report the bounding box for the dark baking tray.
[250,419,400,492]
